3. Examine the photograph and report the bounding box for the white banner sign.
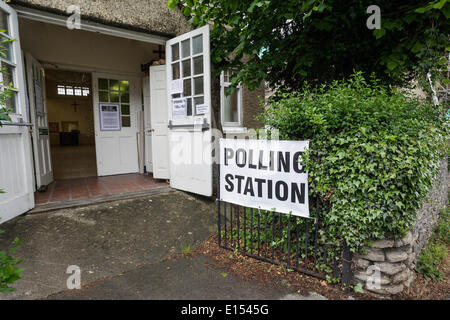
[219,139,309,218]
[172,98,187,118]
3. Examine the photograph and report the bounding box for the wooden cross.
[71,100,79,112]
[153,45,165,59]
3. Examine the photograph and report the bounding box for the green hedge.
[260,73,448,252]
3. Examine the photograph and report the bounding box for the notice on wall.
[219,139,309,218]
[172,98,187,118]
[170,79,183,94]
[195,104,208,115]
[99,103,121,131]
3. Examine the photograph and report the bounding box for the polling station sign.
[219,139,309,218]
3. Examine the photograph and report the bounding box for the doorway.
[45,69,97,179]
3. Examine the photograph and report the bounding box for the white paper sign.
[196,104,209,115]
[99,103,121,131]
[172,98,187,118]
[219,139,309,218]
[170,79,183,94]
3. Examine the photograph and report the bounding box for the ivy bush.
[260,73,448,252]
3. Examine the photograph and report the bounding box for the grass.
[415,205,450,282]
[181,244,193,256]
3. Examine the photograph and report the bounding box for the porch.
[32,173,170,213]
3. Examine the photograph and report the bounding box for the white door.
[92,73,140,176]
[143,75,153,173]
[0,1,35,223]
[148,65,170,179]
[25,52,53,189]
[166,25,212,196]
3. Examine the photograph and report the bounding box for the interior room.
[45,69,97,179]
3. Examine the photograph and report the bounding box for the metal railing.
[216,166,353,285]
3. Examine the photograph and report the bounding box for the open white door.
[92,73,140,176]
[25,52,53,189]
[0,1,35,223]
[143,76,153,173]
[166,25,212,196]
[148,65,170,179]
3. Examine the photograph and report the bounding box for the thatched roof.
[9,0,192,37]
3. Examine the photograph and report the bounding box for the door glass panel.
[0,10,9,36]
[119,80,129,92]
[194,96,204,114]
[183,78,191,97]
[192,35,203,55]
[182,59,191,77]
[121,104,130,115]
[120,92,129,103]
[109,79,119,91]
[1,40,13,62]
[122,116,131,127]
[193,56,203,75]
[172,62,180,80]
[98,78,108,90]
[181,39,190,58]
[186,98,192,116]
[3,90,16,112]
[109,91,119,102]
[99,91,108,102]
[194,76,203,95]
[171,43,179,61]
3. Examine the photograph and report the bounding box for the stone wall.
[353,158,448,295]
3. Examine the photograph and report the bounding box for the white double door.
[92,73,140,176]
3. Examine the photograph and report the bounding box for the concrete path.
[0,191,289,300]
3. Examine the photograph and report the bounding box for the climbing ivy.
[260,73,448,252]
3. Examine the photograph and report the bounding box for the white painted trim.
[12,5,169,45]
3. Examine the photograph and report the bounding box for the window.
[57,84,90,96]
[170,34,204,117]
[98,78,130,127]
[0,8,18,113]
[221,70,242,127]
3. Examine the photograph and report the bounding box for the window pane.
[3,90,16,113]
[172,62,180,80]
[65,86,74,95]
[99,91,108,102]
[194,76,203,95]
[183,78,191,97]
[171,43,179,61]
[98,78,108,90]
[109,80,119,91]
[57,85,66,95]
[181,39,190,58]
[186,98,192,116]
[194,96,204,115]
[182,59,191,77]
[192,35,203,55]
[74,87,82,96]
[120,80,129,92]
[82,87,90,96]
[120,92,129,103]
[122,116,131,127]
[224,89,239,123]
[109,91,119,102]
[1,40,13,62]
[1,62,14,87]
[193,56,203,75]
[0,10,10,36]
[121,104,130,115]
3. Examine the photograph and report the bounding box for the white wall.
[18,18,162,75]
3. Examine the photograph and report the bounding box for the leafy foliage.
[169,0,449,92]
[0,235,24,293]
[259,73,448,251]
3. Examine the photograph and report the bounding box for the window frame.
[220,70,243,128]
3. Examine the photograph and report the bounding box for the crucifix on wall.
[71,98,79,112]
[153,45,165,59]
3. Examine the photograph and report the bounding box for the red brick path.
[34,173,168,206]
